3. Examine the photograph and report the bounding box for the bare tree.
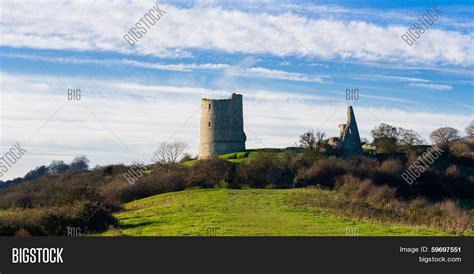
[429,127,460,145]
[315,131,326,149]
[371,123,400,141]
[370,123,399,153]
[299,130,325,150]
[300,130,316,150]
[399,129,425,145]
[371,123,424,151]
[154,141,189,165]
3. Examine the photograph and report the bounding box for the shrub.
[409,197,429,210]
[373,159,404,187]
[436,200,473,234]
[379,159,403,174]
[445,165,460,177]
[335,175,376,200]
[0,201,117,236]
[235,152,293,188]
[335,174,397,206]
[346,157,378,179]
[294,157,348,188]
[298,149,320,167]
[450,138,474,163]
[15,228,31,237]
[116,165,189,203]
[189,157,234,188]
[0,213,46,236]
[356,180,373,198]
[40,201,117,235]
[367,185,397,207]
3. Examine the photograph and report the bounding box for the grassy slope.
[99,188,462,236]
[182,149,280,166]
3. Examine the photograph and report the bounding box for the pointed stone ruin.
[339,106,363,157]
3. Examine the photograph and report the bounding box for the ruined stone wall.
[341,106,363,157]
[199,93,246,159]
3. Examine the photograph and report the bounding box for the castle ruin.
[327,106,363,157]
[198,93,246,159]
[338,106,363,157]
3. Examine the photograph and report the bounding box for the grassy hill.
[98,188,466,236]
[182,149,289,166]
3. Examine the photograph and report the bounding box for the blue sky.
[0,0,473,179]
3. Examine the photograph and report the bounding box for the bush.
[409,197,429,210]
[379,159,403,174]
[0,210,46,236]
[116,165,189,203]
[373,159,403,187]
[335,174,395,205]
[189,157,234,188]
[367,185,397,207]
[298,149,321,167]
[15,228,31,237]
[346,157,378,179]
[0,174,105,209]
[450,138,474,165]
[436,200,473,234]
[336,174,397,206]
[336,175,367,196]
[445,165,460,177]
[356,180,373,198]
[294,157,348,188]
[297,176,473,234]
[45,201,117,235]
[235,152,293,188]
[0,201,117,236]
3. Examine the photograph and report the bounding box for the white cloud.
[120,59,230,72]
[0,52,327,82]
[355,74,431,83]
[0,52,230,72]
[242,67,325,82]
[360,94,414,104]
[0,1,472,65]
[408,83,453,90]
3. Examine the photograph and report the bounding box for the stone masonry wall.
[199,93,246,159]
[341,106,363,157]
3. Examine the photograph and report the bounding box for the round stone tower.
[199,93,246,159]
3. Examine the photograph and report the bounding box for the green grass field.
[98,188,465,236]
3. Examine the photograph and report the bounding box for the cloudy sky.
[0,0,473,179]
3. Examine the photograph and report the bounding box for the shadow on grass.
[120,220,156,229]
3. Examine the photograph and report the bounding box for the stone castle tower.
[338,106,363,157]
[199,93,246,159]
